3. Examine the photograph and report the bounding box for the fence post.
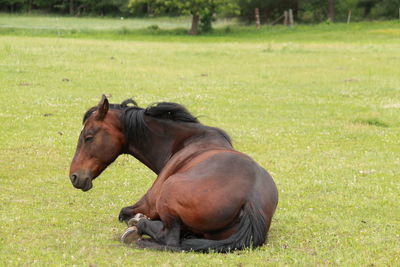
[288,9,294,26]
[347,10,351,24]
[284,10,289,25]
[255,8,261,29]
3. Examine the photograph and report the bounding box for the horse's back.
[156,150,278,235]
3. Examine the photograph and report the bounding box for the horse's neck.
[126,118,230,174]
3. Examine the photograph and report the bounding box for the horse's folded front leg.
[120,213,149,245]
[127,213,149,227]
[118,206,136,223]
[119,194,157,224]
[118,196,153,224]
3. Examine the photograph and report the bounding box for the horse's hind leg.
[137,219,181,248]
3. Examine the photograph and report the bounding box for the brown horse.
[69,95,278,252]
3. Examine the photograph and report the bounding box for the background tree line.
[1,0,399,34]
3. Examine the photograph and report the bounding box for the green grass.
[0,15,399,266]
[0,13,195,30]
[0,13,239,30]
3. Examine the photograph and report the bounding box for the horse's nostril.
[70,173,78,184]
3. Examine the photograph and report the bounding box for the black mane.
[83,98,231,147]
[123,101,199,146]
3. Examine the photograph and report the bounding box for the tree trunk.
[328,0,335,21]
[189,14,200,35]
[28,0,32,13]
[69,0,74,15]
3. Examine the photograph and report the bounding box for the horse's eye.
[84,136,94,143]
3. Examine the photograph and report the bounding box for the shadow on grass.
[353,118,389,128]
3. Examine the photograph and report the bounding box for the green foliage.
[1,0,399,22]
[372,0,400,18]
[298,0,327,22]
[128,0,239,33]
[0,0,131,15]
[127,0,153,16]
[81,0,130,15]
[237,0,400,23]
[237,0,289,22]
[298,0,362,23]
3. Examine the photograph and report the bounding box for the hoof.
[127,213,149,227]
[121,226,141,245]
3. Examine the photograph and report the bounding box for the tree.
[327,0,335,21]
[69,0,74,15]
[129,0,239,35]
[372,0,400,18]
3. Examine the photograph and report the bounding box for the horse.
[69,95,278,252]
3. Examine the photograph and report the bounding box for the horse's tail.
[179,202,267,252]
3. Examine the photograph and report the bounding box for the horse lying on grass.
[69,95,278,252]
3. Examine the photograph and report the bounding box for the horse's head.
[69,95,125,191]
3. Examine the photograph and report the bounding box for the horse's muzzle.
[70,172,93,192]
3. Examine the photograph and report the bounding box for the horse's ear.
[96,95,109,121]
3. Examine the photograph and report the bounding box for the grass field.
[0,15,399,266]
[0,13,193,30]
